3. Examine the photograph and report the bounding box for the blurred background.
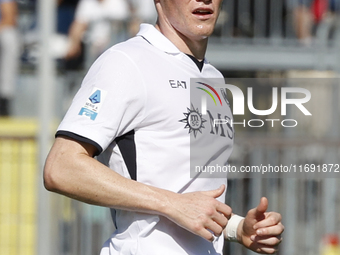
[0,0,339,255]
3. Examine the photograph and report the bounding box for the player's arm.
[224,198,284,254]
[65,20,87,59]
[44,136,232,241]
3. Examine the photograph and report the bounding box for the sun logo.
[179,104,206,138]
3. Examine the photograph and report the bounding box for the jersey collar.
[137,23,181,55]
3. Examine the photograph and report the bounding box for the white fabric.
[0,27,19,98]
[225,214,244,242]
[58,24,234,255]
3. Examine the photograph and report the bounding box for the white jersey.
[57,24,234,255]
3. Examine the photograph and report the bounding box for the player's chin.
[191,27,215,40]
[198,23,215,34]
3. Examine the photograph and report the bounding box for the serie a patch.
[78,87,107,120]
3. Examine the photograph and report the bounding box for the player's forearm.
[44,137,172,216]
[68,21,87,45]
[44,137,233,241]
[64,21,87,58]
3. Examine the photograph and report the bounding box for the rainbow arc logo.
[196,82,222,106]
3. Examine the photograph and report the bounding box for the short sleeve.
[57,48,147,154]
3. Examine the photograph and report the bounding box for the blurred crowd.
[0,0,157,116]
[287,0,340,46]
[0,0,19,116]
[58,0,156,68]
[0,0,339,117]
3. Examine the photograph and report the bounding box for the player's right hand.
[164,185,232,241]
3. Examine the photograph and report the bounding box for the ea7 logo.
[169,80,187,89]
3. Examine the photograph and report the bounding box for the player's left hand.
[238,197,284,254]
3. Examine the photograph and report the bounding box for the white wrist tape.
[225,214,244,242]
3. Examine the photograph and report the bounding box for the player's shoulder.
[105,36,154,62]
[86,36,147,73]
[82,36,153,85]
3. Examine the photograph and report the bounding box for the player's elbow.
[43,154,64,193]
[43,162,57,192]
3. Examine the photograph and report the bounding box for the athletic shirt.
[57,24,234,255]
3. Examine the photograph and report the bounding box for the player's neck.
[155,23,208,61]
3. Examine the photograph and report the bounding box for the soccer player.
[44,0,284,254]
